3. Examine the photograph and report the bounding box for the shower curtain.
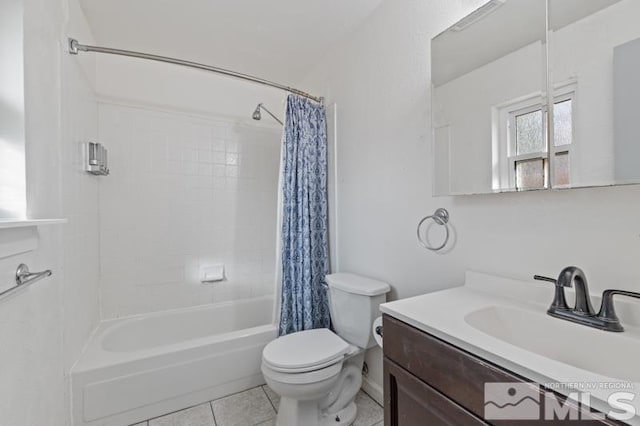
[278,94,330,336]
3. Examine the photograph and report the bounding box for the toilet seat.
[264,355,345,374]
[262,360,343,385]
[262,328,350,373]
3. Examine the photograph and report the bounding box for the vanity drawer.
[383,314,526,417]
[384,357,487,426]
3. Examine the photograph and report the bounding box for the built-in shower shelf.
[0,218,67,229]
[0,219,67,259]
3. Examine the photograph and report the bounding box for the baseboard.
[361,375,384,407]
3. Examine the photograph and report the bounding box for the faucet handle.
[534,274,570,312]
[534,275,558,284]
[534,275,573,287]
[596,290,640,332]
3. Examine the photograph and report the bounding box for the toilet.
[262,273,390,426]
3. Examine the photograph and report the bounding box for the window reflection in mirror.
[432,0,547,195]
[0,0,26,218]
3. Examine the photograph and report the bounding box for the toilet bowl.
[261,328,363,426]
[262,273,391,426]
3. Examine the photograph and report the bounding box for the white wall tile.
[61,59,100,371]
[99,103,281,318]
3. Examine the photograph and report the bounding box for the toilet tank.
[325,273,391,349]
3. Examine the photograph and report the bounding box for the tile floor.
[132,385,383,426]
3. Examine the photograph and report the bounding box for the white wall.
[0,0,100,424]
[302,0,640,398]
[98,102,280,318]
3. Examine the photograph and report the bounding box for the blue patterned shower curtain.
[278,95,330,336]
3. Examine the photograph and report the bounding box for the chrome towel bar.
[416,208,450,251]
[0,264,52,299]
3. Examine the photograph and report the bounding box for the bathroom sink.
[464,305,640,382]
[381,272,640,422]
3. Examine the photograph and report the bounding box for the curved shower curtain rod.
[67,38,323,104]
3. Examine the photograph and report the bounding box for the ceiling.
[79,0,384,85]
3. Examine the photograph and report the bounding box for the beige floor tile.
[140,386,385,426]
[149,403,215,426]
[261,385,280,412]
[353,390,384,426]
[211,387,276,426]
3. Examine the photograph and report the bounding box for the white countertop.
[380,271,640,424]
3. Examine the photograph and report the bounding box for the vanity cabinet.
[382,315,622,426]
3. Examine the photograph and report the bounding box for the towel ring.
[416,208,450,251]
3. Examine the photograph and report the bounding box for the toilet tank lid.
[325,273,391,296]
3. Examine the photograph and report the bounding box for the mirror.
[432,0,640,196]
[548,0,640,188]
[432,0,547,195]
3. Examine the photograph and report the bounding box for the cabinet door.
[384,357,487,426]
[383,314,526,417]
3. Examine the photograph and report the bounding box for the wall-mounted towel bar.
[0,264,52,300]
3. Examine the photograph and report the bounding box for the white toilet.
[262,273,390,426]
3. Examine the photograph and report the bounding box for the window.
[551,96,573,187]
[494,83,575,191]
[0,0,26,219]
[509,105,548,190]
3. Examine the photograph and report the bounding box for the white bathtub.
[71,296,277,426]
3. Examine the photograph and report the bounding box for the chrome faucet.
[534,266,640,332]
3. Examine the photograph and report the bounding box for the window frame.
[493,81,576,191]
[549,85,576,188]
[508,103,548,191]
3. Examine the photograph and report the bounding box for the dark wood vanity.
[383,315,623,425]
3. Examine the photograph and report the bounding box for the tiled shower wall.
[98,102,281,318]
